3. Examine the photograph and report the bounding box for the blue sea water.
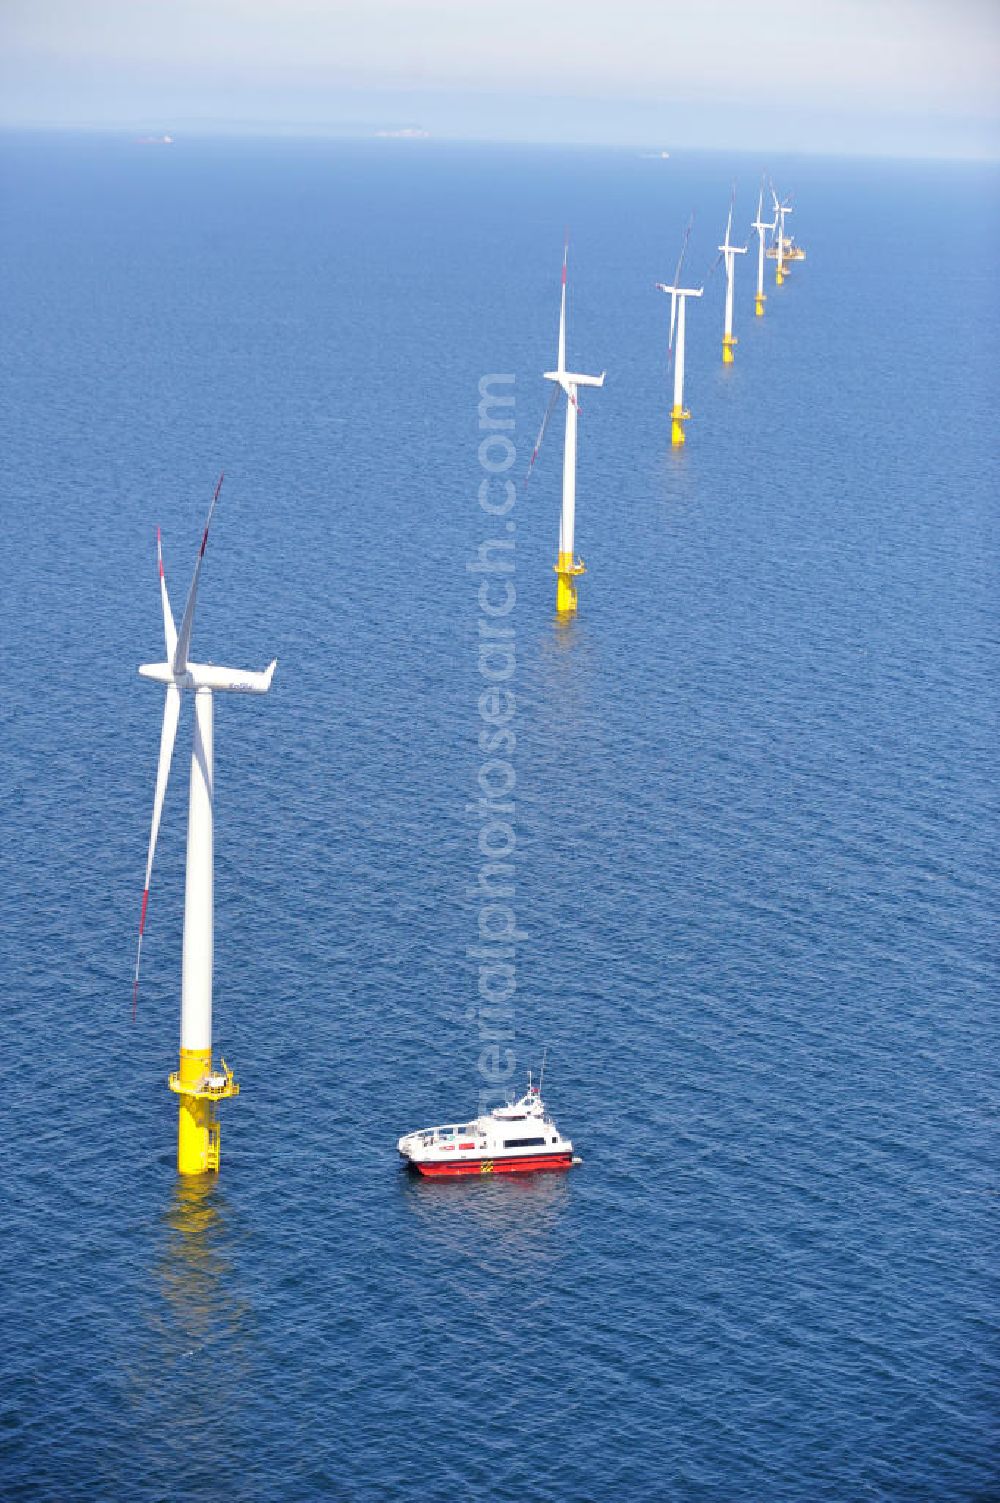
[0,134,997,1502]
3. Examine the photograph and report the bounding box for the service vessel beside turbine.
[133,475,276,1175]
[398,1078,575,1177]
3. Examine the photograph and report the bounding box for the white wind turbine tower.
[771,186,793,285]
[133,475,276,1175]
[525,240,605,615]
[718,194,747,364]
[656,219,703,446]
[751,186,777,317]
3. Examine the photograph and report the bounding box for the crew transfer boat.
[397,1081,575,1177]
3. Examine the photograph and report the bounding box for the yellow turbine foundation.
[775,266,784,286]
[755,293,766,317]
[169,1047,239,1175]
[554,550,585,614]
[722,335,737,365]
[670,404,690,447]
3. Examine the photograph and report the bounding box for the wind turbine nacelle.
[139,659,278,694]
[544,369,606,390]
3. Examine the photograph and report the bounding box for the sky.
[2,0,998,159]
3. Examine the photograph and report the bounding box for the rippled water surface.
[0,136,997,1501]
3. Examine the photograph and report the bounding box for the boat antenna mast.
[538,1045,548,1097]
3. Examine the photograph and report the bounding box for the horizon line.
[1,122,998,166]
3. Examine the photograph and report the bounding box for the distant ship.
[397,1079,577,1176]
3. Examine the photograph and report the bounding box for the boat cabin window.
[503,1136,546,1149]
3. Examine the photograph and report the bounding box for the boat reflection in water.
[400,1143,574,1274]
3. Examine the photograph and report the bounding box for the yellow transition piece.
[670,405,690,447]
[554,551,586,614]
[169,1047,239,1175]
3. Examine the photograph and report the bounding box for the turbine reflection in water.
[129,1180,253,1459]
[157,1178,241,1350]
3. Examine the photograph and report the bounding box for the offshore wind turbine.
[718,196,747,363]
[526,241,605,615]
[772,187,793,285]
[656,220,703,446]
[751,187,777,317]
[133,476,276,1175]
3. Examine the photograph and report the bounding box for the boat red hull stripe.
[410,1152,573,1177]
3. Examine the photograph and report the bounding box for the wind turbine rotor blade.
[157,527,177,662]
[172,471,224,675]
[558,237,568,374]
[668,291,678,364]
[524,382,561,490]
[672,213,694,288]
[132,681,181,1018]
